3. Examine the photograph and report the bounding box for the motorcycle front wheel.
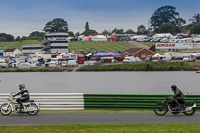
[27,103,39,115]
[154,102,168,116]
[0,103,12,116]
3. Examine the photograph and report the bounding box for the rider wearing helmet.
[171,85,185,110]
[13,83,30,110]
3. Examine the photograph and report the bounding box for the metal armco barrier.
[0,93,199,110]
[84,94,200,110]
[0,93,84,110]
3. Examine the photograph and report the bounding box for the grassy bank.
[69,41,134,53]
[0,40,134,52]
[0,40,41,50]
[0,67,69,72]
[140,42,156,47]
[1,124,200,133]
[78,62,200,71]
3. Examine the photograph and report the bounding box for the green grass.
[78,62,200,71]
[1,124,200,133]
[140,42,157,47]
[69,41,134,53]
[0,40,41,50]
[0,67,69,72]
[0,40,134,53]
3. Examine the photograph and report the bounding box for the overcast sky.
[0,0,200,37]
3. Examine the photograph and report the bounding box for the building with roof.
[3,48,22,57]
[124,48,155,61]
[22,44,42,55]
[43,32,68,54]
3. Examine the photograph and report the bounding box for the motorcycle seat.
[23,100,34,102]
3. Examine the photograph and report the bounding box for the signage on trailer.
[155,43,200,49]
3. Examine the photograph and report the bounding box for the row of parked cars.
[136,37,200,43]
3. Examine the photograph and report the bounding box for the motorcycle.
[0,92,40,116]
[154,96,196,116]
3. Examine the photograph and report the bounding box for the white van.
[67,60,78,67]
[123,56,142,63]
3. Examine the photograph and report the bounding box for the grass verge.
[78,62,200,71]
[1,124,200,133]
[0,40,134,53]
[0,67,70,72]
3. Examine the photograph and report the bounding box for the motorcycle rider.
[13,83,30,110]
[171,85,185,110]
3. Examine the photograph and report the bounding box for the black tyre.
[154,102,168,116]
[27,103,39,115]
[183,108,196,116]
[0,103,12,116]
[171,112,180,114]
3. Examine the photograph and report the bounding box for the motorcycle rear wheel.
[154,102,168,116]
[183,108,196,116]
[27,103,39,115]
[0,103,12,116]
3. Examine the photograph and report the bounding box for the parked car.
[94,59,104,65]
[61,61,68,67]
[145,55,152,62]
[67,60,78,67]
[183,55,196,62]
[175,56,184,60]
[84,60,97,66]
[0,63,7,68]
[123,56,142,63]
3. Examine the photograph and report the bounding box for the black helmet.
[19,83,25,90]
[171,85,177,90]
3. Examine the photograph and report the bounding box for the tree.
[82,29,98,36]
[102,30,110,34]
[28,31,45,40]
[21,36,28,41]
[85,22,89,31]
[125,29,135,34]
[29,31,45,37]
[190,22,200,34]
[0,37,7,42]
[157,23,175,34]
[75,32,80,37]
[68,31,74,37]
[150,5,185,32]
[189,14,200,24]
[43,18,68,33]
[15,36,21,41]
[112,28,124,34]
[82,22,98,36]
[137,25,147,35]
[0,33,14,41]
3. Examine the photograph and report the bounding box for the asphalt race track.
[0,113,200,125]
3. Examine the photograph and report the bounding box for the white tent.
[153,33,172,38]
[91,35,107,41]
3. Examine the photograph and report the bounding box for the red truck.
[196,56,200,60]
[73,54,85,64]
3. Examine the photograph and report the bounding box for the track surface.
[0,113,199,125]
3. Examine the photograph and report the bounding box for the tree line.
[1,5,200,42]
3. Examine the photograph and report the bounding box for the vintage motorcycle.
[0,92,40,115]
[154,96,196,116]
